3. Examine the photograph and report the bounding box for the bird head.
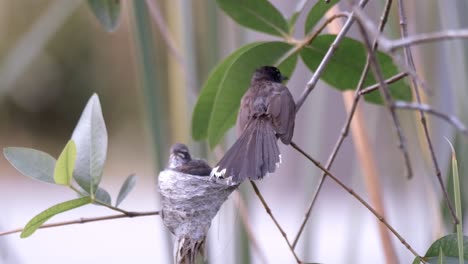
[252,66,288,83]
[168,143,192,169]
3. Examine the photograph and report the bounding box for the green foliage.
[216,0,289,37]
[414,234,468,263]
[116,174,137,207]
[54,140,77,186]
[21,196,92,238]
[192,41,297,147]
[304,0,341,34]
[3,148,56,184]
[192,43,260,141]
[94,187,112,205]
[87,0,121,32]
[4,94,138,238]
[72,94,108,195]
[300,35,412,104]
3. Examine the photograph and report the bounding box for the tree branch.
[359,72,408,95]
[289,142,423,260]
[0,211,160,237]
[295,0,370,111]
[250,181,302,264]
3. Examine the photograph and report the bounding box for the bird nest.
[158,169,238,263]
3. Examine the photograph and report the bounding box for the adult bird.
[211,66,296,184]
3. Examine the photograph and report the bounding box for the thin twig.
[289,142,424,260]
[394,101,468,134]
[292,0,393,248]
[356,14,414,179]
[295,0,370,111]
[359,72,408,95]
[249,181,302,264]
[0,211,160,237]
[233,191,269,264]
[396,0,459,225]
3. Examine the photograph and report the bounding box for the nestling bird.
[211,66,296,184]
[168,143,212,176]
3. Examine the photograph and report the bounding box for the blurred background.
[0,0,467,263]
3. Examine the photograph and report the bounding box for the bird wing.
[237,90,252,135]
[267,83,296,144]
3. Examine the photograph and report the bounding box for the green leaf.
[3,147,56,184]
[95,187,112,205]
[116,174,137,207]
[207,41,296,147]
[446,139,465,264]
[300,35,412,104]
[72,94,108,195]
[304,0,341,35]
[192,43,260,140]
[54,140,77,186]
[87,0,121,32]
[216,0,289,37]
[21,196,92,238]
[414,234,468,263]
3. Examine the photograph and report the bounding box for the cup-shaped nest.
[158,169,238,263]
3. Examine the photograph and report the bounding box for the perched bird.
[211,66,296,184]
[168,143,212,176]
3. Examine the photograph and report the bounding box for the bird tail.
[211,118,280,184]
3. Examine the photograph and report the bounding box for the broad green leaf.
[54,140,77,186]
[192,43,260,140]
[207,41,296,147]
[72,94,108,195]
[21,196,92,238]
[87,0,121,32]
[304,0,341,35]
[300,35,412,104]
[116,174,137,207]
[414,234,468,263]
[216,0,289,37]
[3,147,56,184]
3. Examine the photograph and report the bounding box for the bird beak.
[281,75,289,82]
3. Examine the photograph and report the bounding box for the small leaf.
[300,35,412,104]
[95,187,112,205]
[87,0,121,32]
[304,0,341,35]
[72,94,108,195]
[206,41,296,147]
[3,147,56,184]
[54,140,77,186]
[116,174,137,207]
[192,43,260,140]
[21,196,92,238]
[216,0,289,37]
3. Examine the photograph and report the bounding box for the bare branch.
[250,181,302,264]
[356,13,413,179]
[293,0,396,251]
[0,211,159,237]
[394,101,468,134]
[295,0,370,111]
[359,72,408,95]
[397,0,459,225]
[290,142,423,260]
